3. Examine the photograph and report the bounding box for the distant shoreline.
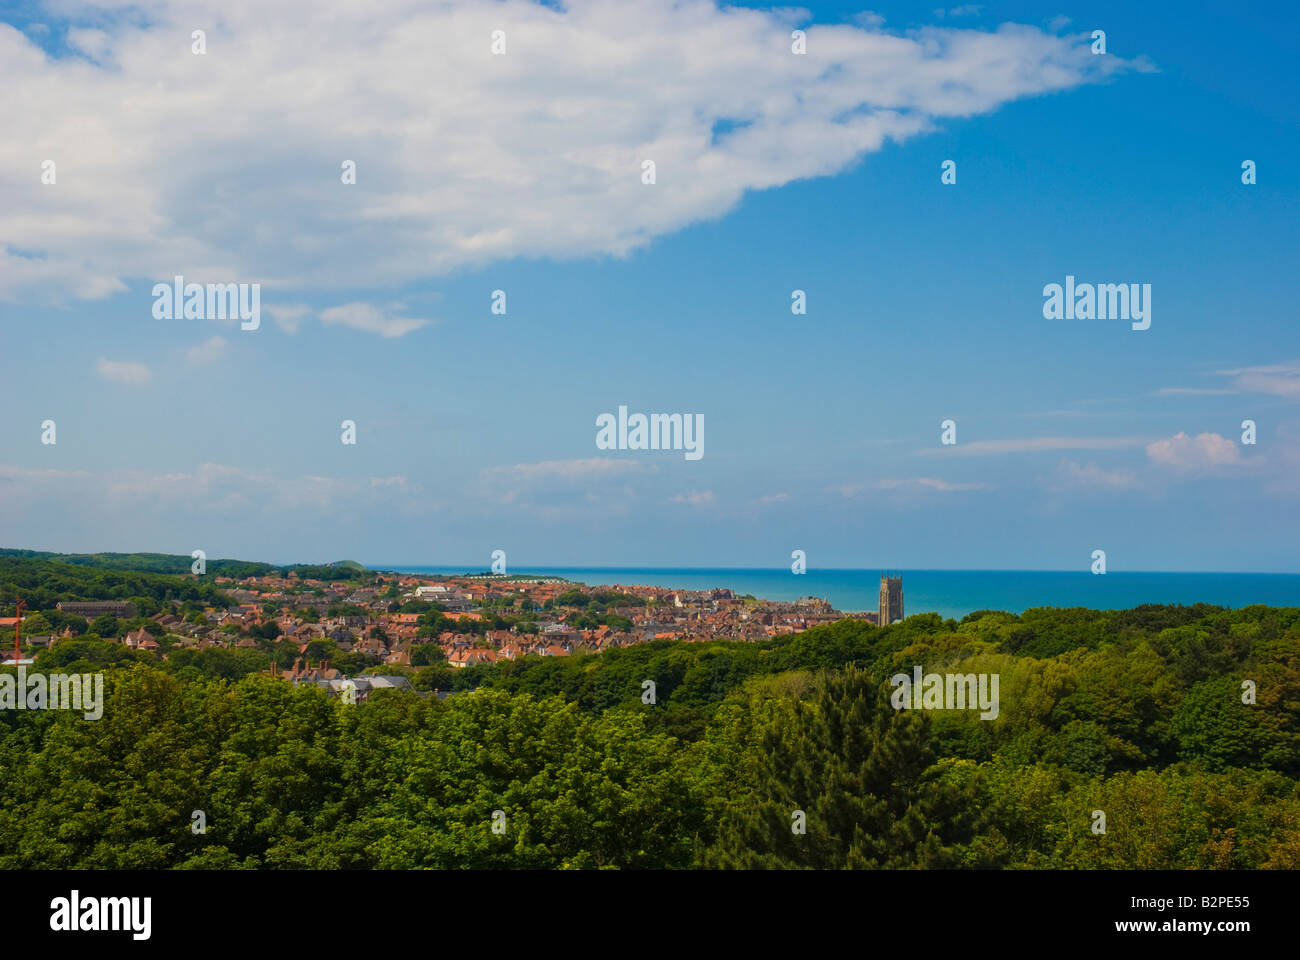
[380,566,1300,621]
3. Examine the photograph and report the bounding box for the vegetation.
[0,555,236,615]
[1,599,1296,869]
[0,551,370,601]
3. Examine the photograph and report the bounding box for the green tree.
[704,666,974,868]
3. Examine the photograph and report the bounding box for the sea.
[379,567,1300,621]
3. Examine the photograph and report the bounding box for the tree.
[411,644,445,667]
[1172,676,1274,770]
[20,612,53,636]
[703,666,974,868]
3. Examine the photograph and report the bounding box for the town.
[6,569,905,699]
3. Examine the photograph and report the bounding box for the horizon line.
[371,564,1300,577]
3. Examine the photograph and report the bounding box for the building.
[878,574,903,625]
[56,601,136,619]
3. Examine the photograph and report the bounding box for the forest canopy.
[2,596,1296,869]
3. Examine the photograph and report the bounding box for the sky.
[1,0,1298,571]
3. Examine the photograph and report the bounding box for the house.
[447,648,497,668]
[355,635,388,657]
[122,627,153,650]
[286,658,341,683]
[313,675,415,702]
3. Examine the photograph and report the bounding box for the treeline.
[453,604,1300,776]
[0,556,236,615]
[0,602,1296,869]
[0,551,373,602]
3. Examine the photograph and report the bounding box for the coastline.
[381,566,1300,620]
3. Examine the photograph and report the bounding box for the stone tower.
[879,573,903,625]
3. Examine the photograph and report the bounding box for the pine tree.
[704,665,974,868]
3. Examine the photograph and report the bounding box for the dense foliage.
[0,556,236,615]
[1,601,1297,869]
[0,553,369,612]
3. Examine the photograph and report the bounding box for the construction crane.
[8,599,21,665]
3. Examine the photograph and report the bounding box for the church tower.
[879,573,903,625]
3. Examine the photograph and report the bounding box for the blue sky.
[2,0,1298,571]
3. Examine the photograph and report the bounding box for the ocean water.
[380,567,1300,621]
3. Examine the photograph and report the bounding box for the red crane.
[11,599,22,664]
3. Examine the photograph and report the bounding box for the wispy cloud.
[186,335,228,366]
[96,358,151,385]
[1216,363,1300,398]
[1047,459,1140,491]
[266,303,312,335]
[2,461,422,516]
[881,476,991,492]
[835,477,990,496]
[918,436,1149,456]
[484,458,646,484]
[1151,387,1237,397]
[318,302,431,339]
[671,490,715,506]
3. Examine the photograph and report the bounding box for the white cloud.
[0,464,94,510]
[1048,459,1139,491]
[107,463,264,501]
[96,358,151,385]
[910,476,989,491]
[753,492,790,504]
[318,302,431,338]
[485,458,646,484]
[0,2,1147,302]
[1217,363,1300,398]
[918,436,1149,456]
[880,476,990,492]
[1151,387,1237,397]
[186,335,228,366]
[0,464,92,483]
[266,303,313,334]
[1145,432,1246,470]
[103,462,422,512]
[671,489,715,505]
[836,477,989,496]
